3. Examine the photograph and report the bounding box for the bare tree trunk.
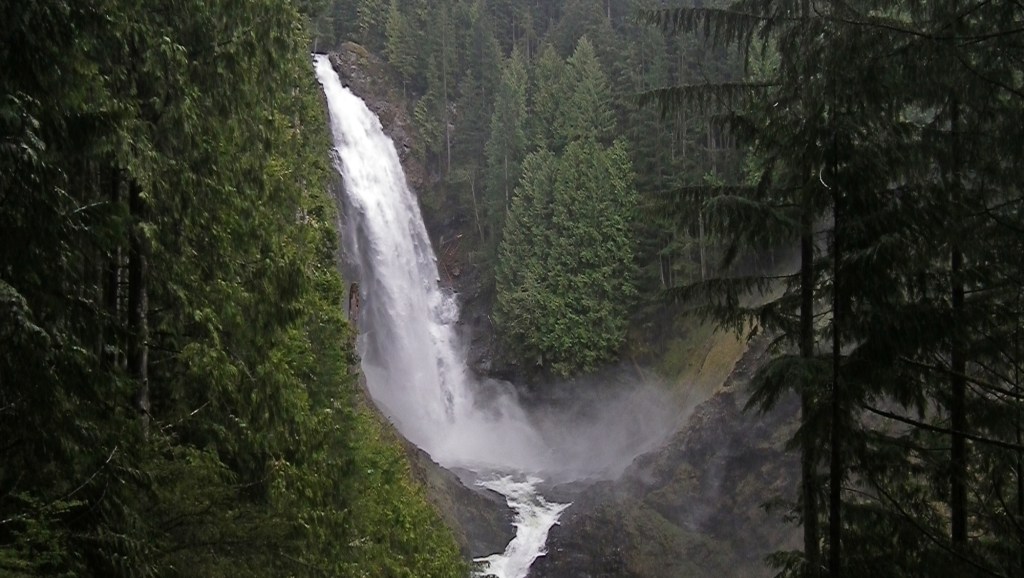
[127,180,150,430]
[828,37,843,578]
[103,167,123,370]
[698,208,706,282]
[470,173,484,242]
[702,120,715,282]
[801,201,821,578]
[949,97,967,550]
[829,148,843,578]
[1016,290,1023,576]
[799,0,821,570]
[951,244,966,545]
[442,16,451,174]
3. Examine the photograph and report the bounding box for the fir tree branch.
[871,481,1008,578]
[638,82,776,117]
[639,7,789,37]
[820,2,1022,44]
[0,446,118,527]
[991,484,1024,539]
[863,405,1024,452]
[952,50,1024,100]
[898,355,1015,398]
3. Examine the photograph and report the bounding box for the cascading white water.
[475,476,571,577]
[314,54,681,578]
[313,54,546,472]
[313,52,464,449]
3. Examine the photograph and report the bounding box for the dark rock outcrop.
[403,445,515,558]
[328,44,427,192]
[532,339,801,578]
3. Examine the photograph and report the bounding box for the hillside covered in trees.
[315,0,1024,576]
[313,0,750,379]
[0,1,466,576]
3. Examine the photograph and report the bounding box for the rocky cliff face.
[328,44,427,191]
[532,339,800,578]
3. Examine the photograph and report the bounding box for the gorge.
[315,52,798,577]
[5,2,1020,575]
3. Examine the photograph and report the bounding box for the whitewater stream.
[314,54,678,577]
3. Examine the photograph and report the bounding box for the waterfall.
[314,54,547,471]
[313,53,464,451]
[314,55,564,577]
[314,54,680,578]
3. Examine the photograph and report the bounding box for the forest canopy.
[0,1,465,576]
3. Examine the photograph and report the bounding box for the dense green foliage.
[0,1,465,576]
[645,1,1024,576]
[495,138,637,376]
[492,38,639,376]
[313,0,740,377]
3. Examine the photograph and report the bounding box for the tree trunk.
[799,0,821,570]
[103,167,122,370]
[698,207,706,282]
[702,120,715,282]
[127,180,150,430]
[951,245,966,544]
[470,173,484,242]
[801,203,822,578]
[828,38,843,577]
[1017,291,1023,576]
[442,18,451,175]
[829,143,842,578]
[950,97,967,549]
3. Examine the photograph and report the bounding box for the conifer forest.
[4,0,1024,576]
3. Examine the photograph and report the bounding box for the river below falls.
[473,476,570,578]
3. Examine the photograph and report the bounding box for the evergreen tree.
[495,140,638,377]
[356,0,389,49]
[0,1,467,575]
[385,0,419,84]
[558,36,616,144]
[643,4,848,576]
[644,1,1024,576]
[529,44,568,151]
